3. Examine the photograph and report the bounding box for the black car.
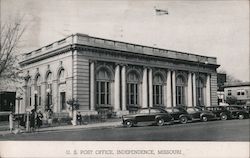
[242,105,250,117]
[165,107,191,124]
[122,107,174,127]
[223,105,249,119]
[185,107,216,122]
[205,106,231,120]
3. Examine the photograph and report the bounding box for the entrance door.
[60,92,66,111]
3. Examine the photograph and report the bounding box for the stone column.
[90,61,95,111]
[121,65,126,110]
[142,67,148,108]
[206,74,211,107]
[114,64,120,111]
[187,72,193,107]
[166,70,172,108]
[148,68,153,107]
[193,73,197,106]
[172,71,176,107]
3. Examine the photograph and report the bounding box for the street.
[0,119,249,141]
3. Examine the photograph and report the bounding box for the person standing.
[9,112,14,133]
[30,109,35,132]
[76,112,82,125]
[37,110,43,129]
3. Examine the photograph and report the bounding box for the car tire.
[201,116,208,122]
[124,120,133,127]
[156,118,165,126]
[179,116,188,124]
[220,113,228,120]
[238,114,244,120]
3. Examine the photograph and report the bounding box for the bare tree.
[0,17,25,81]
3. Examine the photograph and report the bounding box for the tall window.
[196,78,205,106]
[153,74,163,106]
[127,72,139,106]
[46,72,53,105]
[35,75,42,106]
[59,69,65,83]
[176,76,186,106]
[96,68,111,106]
[27,78,32,106]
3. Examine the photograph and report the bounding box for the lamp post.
[46,88,51,111]
[16,94,23,128]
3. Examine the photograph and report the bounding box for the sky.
[1,0,249,81]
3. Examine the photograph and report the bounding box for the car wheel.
[220,114,228,120]
[201,116,208,122]
[156,118,165,126]
[238,114,244,120]
[180,116,188,124]
[124,120,133,127]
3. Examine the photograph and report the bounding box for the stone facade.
[20,33,219,116]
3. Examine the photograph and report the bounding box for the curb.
[0,121,122,136]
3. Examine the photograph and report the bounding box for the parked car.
[223,105,249,119]
[242,105,250,117]
[122,107,174,127]
[205,106,231,120]
[165,107,191,124]
[185,107,216,122]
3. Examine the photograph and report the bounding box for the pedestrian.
[9,112,14,133]
[30,109,35,132]
[37,110,43,129]
[76,112,82,125]
[47,109,53,127]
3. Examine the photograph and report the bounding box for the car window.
[150,109,162,114]
[194,107,202,111]
[173,108,180,112]
[187,108,195,113]
[166,109,172,113]
[139,109,149,114]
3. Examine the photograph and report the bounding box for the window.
[59,69,65,83]
[237,90,241,95]
[26,78,32,106]
[228,90,232,96]
[96,69,111,106]
[35,75,42,106]
[241,91,245,95]
[187,108,195,113]
[139,109,149,114]
[153,74,163,106]
[127,72,139,106]
[150,108,162,114]
[46,72,53,105]
[60,92,66,110]
[196,78,205,106]
[176,76,186,106]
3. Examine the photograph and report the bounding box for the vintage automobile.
[242,105,250,117]
[122,107,174,127]
[205,106,231,120]
[223,105,249,119]
[165,107,192,124]
[185,107,216,122]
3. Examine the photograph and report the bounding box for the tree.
[0,17,25,81]
[217,69,242,83]
[225,96,237,105]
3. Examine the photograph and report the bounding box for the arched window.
[196,78,205,106]
[127,72,139,106]
[46,72,53,106]
[96,68,111,106]
[35,75,42,106]
[153,74,163,106]
[26,78,32,106]
[58,69,65,82]
[176,75,186,106]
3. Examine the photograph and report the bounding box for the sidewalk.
[0,119,123,136]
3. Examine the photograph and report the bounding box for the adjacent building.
[224,82,250,105]
[19,33,219,117]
